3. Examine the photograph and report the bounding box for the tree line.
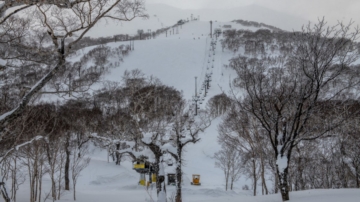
[0,0,148,201]
[217,18,360,201]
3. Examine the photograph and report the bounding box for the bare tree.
[0,2,146,199]
[165,104,211,202]
[218,106,269,196]
[229,19,360,201]
[93,71,185,199]
[0,0,147,142]
[207,93,232,118]
[137,29,144,40]
[214,145,242,191]
[71,145,90,201]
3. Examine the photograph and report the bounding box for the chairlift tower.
[202,81,208,97]
[210,41,216,51]
[192,77,201,116]
[205,73,212,90]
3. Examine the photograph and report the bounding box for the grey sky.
[147,0,360,26]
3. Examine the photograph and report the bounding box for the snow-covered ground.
[7,11,360,202]
[13,116,360,202]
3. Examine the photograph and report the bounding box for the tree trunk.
[260,154,268,195]
[277,167,290,201]
[12,157,17,202]
[252,158,257,196]
[12,170,16,202]
[274,171,279,194]
[45,144,57,200]
[0,182,11,202]
[107,146,109,163]
[38,163,43,202]
[225,169,229,191]
[115,144,121,165]
[356,166,359,188]
[146,144,163,196]
[65,134,71,191]
[30,155,38,202]
[58,152,65,200]
[73,180,76,201]
[175,146,182,202]
[288,173,292,192]
[155,159,162,195]
[34,161,38,202]
[51,170,56,200]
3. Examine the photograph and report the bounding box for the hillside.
[16,19,359,202]
[86,3,309,38]
[2,4,360,202]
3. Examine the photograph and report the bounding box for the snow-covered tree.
[218,105,270,195]
[164,103,211,202]
[0,0,147,146]
[214,145,242,191]
[92,72,184,198]
[229,18,360,201]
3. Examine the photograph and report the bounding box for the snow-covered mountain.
[87,3,309,38]
[17,15,358,202]
[5,3,360,202]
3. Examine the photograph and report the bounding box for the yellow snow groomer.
[191,174,201,185]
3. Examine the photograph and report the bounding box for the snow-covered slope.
[42,19,360,202]
[11,10,360,202]
[102,20,237,100]
[86,3,309,38]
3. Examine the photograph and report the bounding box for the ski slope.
[58,20,360,202]
[97,20,261,104]
[10,17,360,202]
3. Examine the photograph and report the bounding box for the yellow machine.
[139,173,146,186]
[133,160,151,186]
[191,174,201,185]
[133,162,146,169]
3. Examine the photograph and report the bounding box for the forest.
[0,1,360,202]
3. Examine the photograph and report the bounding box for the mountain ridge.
[86,3,309,38]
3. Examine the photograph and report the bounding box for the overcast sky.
[147,0,360,26]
